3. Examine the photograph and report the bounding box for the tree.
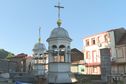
[0,49,14,59]
[6,53,14,60]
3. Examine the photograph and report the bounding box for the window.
[117,48,123,58]
[86,39,89,46]
[92,51,97,62]
[97,36,100,43]
[38,60,43,63]
[93,67,97,73]
[86,51,90,59]
[104,34,108,42]
[91,38,95,45]
[81,68,84,72]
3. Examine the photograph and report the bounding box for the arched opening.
[52,45,58,56]
[52,45,58,62]
[59,45,65,62]
[52,45,57,50]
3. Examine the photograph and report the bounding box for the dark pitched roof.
[108,28,126,45]
[15,53,27,58]
[107,27,125,32]
[71,48,84,62]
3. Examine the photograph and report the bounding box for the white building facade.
[83,32,111,75]
[83,28,125,75]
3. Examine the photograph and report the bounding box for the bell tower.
[32,27,47,76]
[47,0,77,83]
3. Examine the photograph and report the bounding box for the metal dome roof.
[47,27,72,42]
[33,42,46,51]
[50,27,71,38]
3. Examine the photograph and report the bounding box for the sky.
[0,0,126,55]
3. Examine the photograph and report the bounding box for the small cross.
[54,0,64,19]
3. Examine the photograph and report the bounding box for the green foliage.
[0,49,14,59]
[6,53,14,59]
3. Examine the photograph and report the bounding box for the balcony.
[116,57,126,64]
[111,56,126,64]
[84,62,100,67]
